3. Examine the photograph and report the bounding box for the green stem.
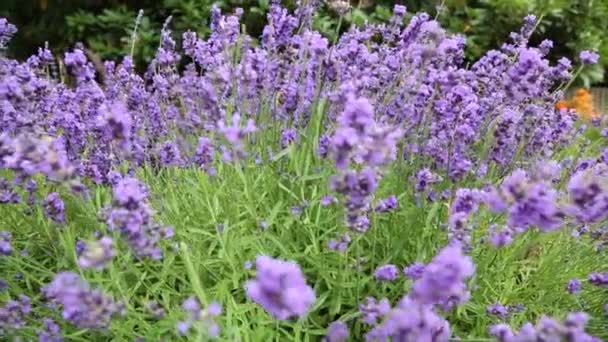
[355,235,361,305]
[130,10,144,58]
[180,242,208,305]
[561,65,585,93]
[334,15,344,46]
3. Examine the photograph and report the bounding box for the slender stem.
[180,242,208,305]
[130,10,144,58]
[435,0,446,20]
[355,235,361,305]
[561,65,585,93]
[334,15,344,46]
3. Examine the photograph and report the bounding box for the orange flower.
[555,100,569,111]
[557,88,599,120]
[570,89,598,120]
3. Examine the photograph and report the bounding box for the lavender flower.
[177,297,221,337]
[324,321,349,342]
[365,297,451,341]
[0,177,19,204]
[0,18,18,48]
[217,114,256,161]
[43,192,65,224]
[359,297,391,325]
[42,272,123,329]
[290,205,304,217]
[106,177,171,259]
[403,262,425,280]
[320,195,336,207]
[588,272,608,287]
[0,295,30,329]
[488,226,514,247]
[75,240,86,255]
[415,168,441,192]
[580,50,600,65]
[78,236,115,270]
[482,169,565,232]
[374,264,399,281]
[157,141,183,167]
[487,302,509,318]
[330,168,378,233]
[98,101,132,149]
[280,128,298,148]
[145,301,165,319]
[410,244,474,309]
[317,135,331,158]
[328,233,351,252]
[194,137,215,172]
[0,231,11,255]
[490,312,600,341]
[38,317,63,342]
[245,256,315,320]
[567,278,582,294]
[374,195,398,213]
[567,170,608,224]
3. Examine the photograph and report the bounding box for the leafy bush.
[2,0,607,84]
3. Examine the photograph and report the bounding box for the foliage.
[1,2,608,341]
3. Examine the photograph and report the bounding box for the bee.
[275,91,286,106]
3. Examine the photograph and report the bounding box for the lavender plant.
[0,1,607,340]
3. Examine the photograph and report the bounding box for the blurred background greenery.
[0,0,606,86]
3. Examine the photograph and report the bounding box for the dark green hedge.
[1,0,606,85]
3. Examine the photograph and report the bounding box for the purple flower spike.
[415,168,441,192]
[42,272,123,329]
[325,321,349,342]
[410,244,474,309]
[580,50,600,65]
[0,18,18,47]
[43,192,65,224]
[374,264,399,281]
[38,317,63,342]
[567,278,582,294]
[245,255,315,320]
[403,262,426,280]
[78,236,115,270]
[177,296,221,337]
[106,177,171,259]
[359,297,391,325]
[375,195,398,213]
[194,137,215,172]
[328,233,351,252]
[487,302,509,318]
[491,312,600,341]
[280,128,298,148]
[365,296,451,341]
[320,195,336,207]
[588,272,608,287]
[0,294,31,329]
[0,231,12,256]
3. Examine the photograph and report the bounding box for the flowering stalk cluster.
[105,176,173,259]
[42,272,123,329]
[365,245,473,340]
[0,1,605,340]
[245,255,316,320]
